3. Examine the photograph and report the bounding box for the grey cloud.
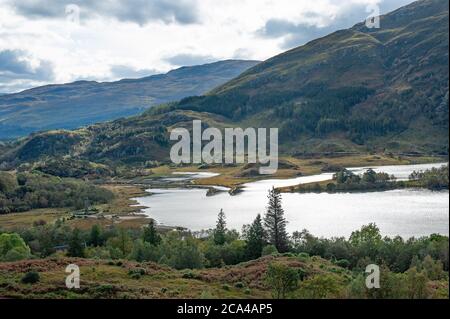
[164,53,216,67]
[5,0,200,25]
[0,49,54,93]
[110,65,159,79]
[0,49,54,81]
[258,0,415,49]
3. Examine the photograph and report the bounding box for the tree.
[350,223,382,260]
[245,214,266,259]
[264,263,299,299]
[298,274,343,299]
[213,209,227,246]
[142,220,161,246]
[107,228,133,258]
[88,224,103,247]
[264,188,289,252]
[67,228,85,258]
[362,169,377,184]
[405,267,429,299]
[0,233,31,261]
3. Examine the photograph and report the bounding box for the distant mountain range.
[0,0,448,167]
[0,60,259,139]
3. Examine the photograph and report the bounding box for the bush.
[334,259,351,269]
[298,252,310,262]
[234,282,245,289]
[182,271,200,280]
[128,267,146,279]
[0,233,31,261]
[264,263,299,299]
[21,271,40,284]
[222,284,231,291]
[262,245,278,256]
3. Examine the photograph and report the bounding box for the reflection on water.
[135,163,449,238]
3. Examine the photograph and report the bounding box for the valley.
[0,0,448,301]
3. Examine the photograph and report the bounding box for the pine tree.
[142,220,161,246]
[245,214,266,259]
[264,187,289,252]
[89,224,102,247]
[213,209,227,245]
[67,228,85,258]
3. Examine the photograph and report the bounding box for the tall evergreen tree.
[67,228,85,258]
[245,214,266,259]
[264,187,289,252]
[88,224,102,247]
[142,220,161,246]
[214,209,227,245]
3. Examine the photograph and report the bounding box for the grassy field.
[1,254,448,299]
[0,255,351,299]
[167,154,446,188]
[0,184,151,231]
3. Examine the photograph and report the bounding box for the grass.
[2,255,446,299]
[0,254,368,299]
[0,184,152,232]
[179,154,446,188]
[0,208,69,230]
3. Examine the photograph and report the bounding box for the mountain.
[0,0,448,167]
[0,60,259,139]
[172,0,448,154]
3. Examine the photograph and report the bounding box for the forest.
[0,171,113,214]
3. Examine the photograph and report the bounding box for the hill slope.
[172,0,448,154]
[0,0,448,167]
[0,60,259,139]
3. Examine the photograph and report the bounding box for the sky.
[0,0,415,93]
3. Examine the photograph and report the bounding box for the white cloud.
[0,0,415,93]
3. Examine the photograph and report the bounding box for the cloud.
[0,0,417,93]
[4,0,200,25]
[164,53,217,67]
[0,49,54,81]
[257,0,416,49]
[109,65,159,79]
[0,49,54,93]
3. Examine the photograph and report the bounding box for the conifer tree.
[143,220,161,246]
[214,209,227,245]
[67,228,85,258]
[245,214,266,259]
[264,187,289,252]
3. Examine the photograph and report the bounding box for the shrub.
[128,268,146,279]
[0,233,31,261]
[234,282,245,289]
[222,284,231,291]
[298,252,310,258]
[262,245,278,256]
[21,271,40,284]
[182,271,200,280]
[264,263,299,299]
[334,259,350,269]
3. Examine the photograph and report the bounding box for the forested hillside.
[0,0,448,168]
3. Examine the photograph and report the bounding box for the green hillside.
[0,60,259,139]
[0,0,448,167]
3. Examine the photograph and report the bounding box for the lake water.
[134,163,449,238]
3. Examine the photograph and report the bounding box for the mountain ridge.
[0,0,448,167]
[0,60,260,139]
